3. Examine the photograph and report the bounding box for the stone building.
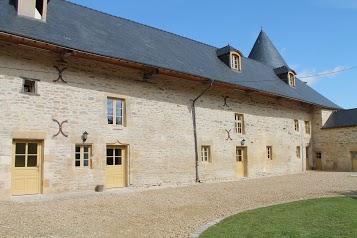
[0,0,354,197]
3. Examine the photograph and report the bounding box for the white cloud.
[297,66,347,85]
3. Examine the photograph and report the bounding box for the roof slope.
[323,108,357,129]
[0,0,340,109]
[248,30,288,68]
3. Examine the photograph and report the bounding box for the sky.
[68,0,357,109]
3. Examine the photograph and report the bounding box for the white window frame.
[296,146,301,158]
[107,97,125,126]
[288,72,296,87]
[230,53,241,71]
[267,146,272,160]
[75,145,92,168]
[201,146,211,163]
[235,113,244,134]
[305,121,310,134]
[294,120,299,132]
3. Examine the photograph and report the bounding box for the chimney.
[17,0,48,21]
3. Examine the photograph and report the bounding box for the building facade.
[0,0,354,197]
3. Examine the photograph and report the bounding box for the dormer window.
[231,53,241,71]
[288,72,296,87]
[216,45,243,72]
[16,0,49,21]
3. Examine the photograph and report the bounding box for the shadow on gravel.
[335,190,357,197]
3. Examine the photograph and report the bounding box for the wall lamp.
[241,139,246,146]
[81,131,88,142]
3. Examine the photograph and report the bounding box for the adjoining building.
[0,0,355,197]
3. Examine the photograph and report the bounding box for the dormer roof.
[216,45,243,57]
[248,30,288,68]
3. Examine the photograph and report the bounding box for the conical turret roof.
[248,30,288,68]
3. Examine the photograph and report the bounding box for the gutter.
[192,80,214,183]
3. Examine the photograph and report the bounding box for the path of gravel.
[0,172,356,238]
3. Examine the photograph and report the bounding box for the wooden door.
[315,158,322,170]
[106,146,126,188]
[236,147,246,177]
[11,141,42,195]
[352,152,357,172]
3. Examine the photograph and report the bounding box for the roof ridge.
[62,0,217,50]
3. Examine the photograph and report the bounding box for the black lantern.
[241,139,246,146]
[81,131,88,142]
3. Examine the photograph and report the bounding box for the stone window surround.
[21,77,40,96]
[235,113,244,134]
[75,144,92,168]
[107,97,126,126]
[201,146,211,163]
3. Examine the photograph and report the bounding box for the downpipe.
[192,80,214,183]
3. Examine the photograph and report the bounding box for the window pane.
[107,99,113,108]
[115,149,122,157]
[107,157,113,165]
[16,143,26,154]
[83,160,89,167]
[116,117,122,125]
[84,153,88,159]
[116,107,122,117]
[75,146,80,153]
[108,115,113,124]
[27,156,37,167]
[75,161,80,167]
[84,146,88,153]
[75,154,80,160]
[28,143,37,154]
[15,155,25,167]
[116,100,122,109]
[115,157,122,165]
[107,149,113,156]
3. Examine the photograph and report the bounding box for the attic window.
[22,78,39,95]
[17,0,48,21]
[288,72,296,87]
[231,53,241,71]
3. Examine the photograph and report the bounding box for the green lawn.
[200,197,357,238]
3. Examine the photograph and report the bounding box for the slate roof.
[322,108,357,129]
[249,30,289,69]
[0,0,341,109]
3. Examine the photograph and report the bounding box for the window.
[288,72,295,87]
[267,146,272,160]
[201,146,211,163]
[351,151,357,159]
[235,114,244,134]
[296,146,301,158]
[316,152,322,159]
[106,147,123,166]
[22,78,38,94]
[107,98,124,125]
[294,120,299,132]
[236,148,243,162]
[14,142,39,168]
[231,53,241,71]
[75,145,91,168]
[305,121,310,134]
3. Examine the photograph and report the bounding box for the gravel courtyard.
[0,172,356,238]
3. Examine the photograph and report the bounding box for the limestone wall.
[0,40,312,196]
[311,108,357,171]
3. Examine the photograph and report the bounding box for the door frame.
[236,146,248,177]
[105,145,128,188]
[11,140,43,195]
